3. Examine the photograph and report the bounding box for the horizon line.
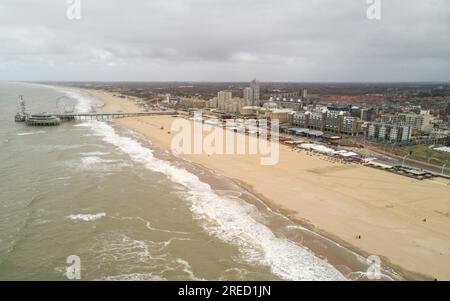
[3,80,450,85]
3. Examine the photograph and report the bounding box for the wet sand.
[87,88,450,280]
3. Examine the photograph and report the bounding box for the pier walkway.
[50,111,177,121]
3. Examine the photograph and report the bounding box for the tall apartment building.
[218,90,232,102]
[243,79,260,106]
[301,88,307,99]
[250,79,260,104]
[398,110,432,133]
[360,108,376,121]
[289,111,310,128]
[208,97,218,108]
[325,111,343,133]
[243,87,253,102]
[366,122,412,142]
[380,114,401,123]
[309,111,326,131]
[206,94,252,114]
[289,110,362,136]
[289,111,323,130]
[217,90,232,111]
[342,117,362,136]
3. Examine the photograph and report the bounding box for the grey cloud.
[0,0,449,81]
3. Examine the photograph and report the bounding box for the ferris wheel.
[56,96,76,113]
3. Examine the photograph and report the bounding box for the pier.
[14,95,178,125]
[55,111,177,121]
[22,111,177,125]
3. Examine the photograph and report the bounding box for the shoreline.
[191,162,427,281]
[72,86,449,280]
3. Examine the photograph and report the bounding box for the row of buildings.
[287,107,442,143]
[170,80,448,145]
[269,89,308,103]
[378,110,432,132]
[288,110,363,136]
[365,110,436,143]
[205,91,253,113]
[205,79,261,113]
[366,122,412,142]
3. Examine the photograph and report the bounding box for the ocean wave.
[67,213,106,222]
[61,89,102,113]
[110,215,195,235]
[80,156,117,165]
[90,232,201,280]
[74,123,94,127]
[80,152,111,156]
[64,156,131,172]
[17,131,46,136]
[15,83,101,115]
[175,258,204,281]
[97,273,166,281]
[219,268,250,280]
[83,120,346,281]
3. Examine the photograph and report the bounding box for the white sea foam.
[75,156,131,172]
[98,273,166,281]
[80,156,117,166]
[60,89,102,113]
[17,131,46,136]
[64,155,130,172]
[26,83,101,114]
[74,123,94,128]
[67,213,106,222]
[110,215,194,235]
[220,268,250,280]
[91,233,200,280]
[80,152,111,156]
[175,258,204,281]
[83,120,347,281]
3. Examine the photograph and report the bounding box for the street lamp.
[402,154,409,167]
[428,157,447,176]
[401,149,413,167]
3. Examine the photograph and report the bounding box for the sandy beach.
[87,88,450,280]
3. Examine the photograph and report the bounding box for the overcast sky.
[1,0,449,82]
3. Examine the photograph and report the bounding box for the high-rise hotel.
[243,79,260,106]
